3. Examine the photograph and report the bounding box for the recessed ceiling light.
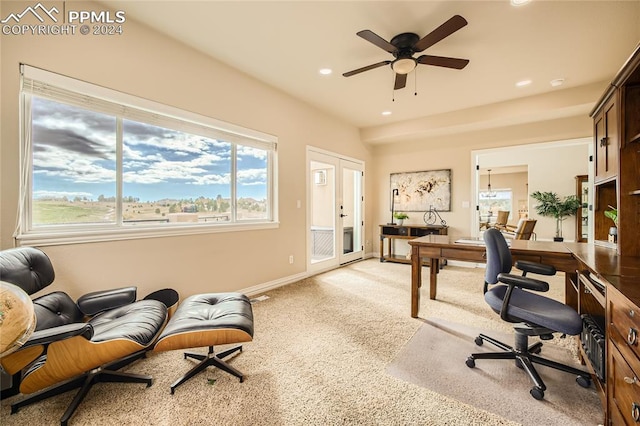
[319,68,332,75]
[516,79,532,87]
[511,0,531,6]
[550,78,565,87]
[381,111,392,116]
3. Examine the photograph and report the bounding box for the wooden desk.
[408,235,579,318]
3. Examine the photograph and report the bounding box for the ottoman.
[154,292,254,394]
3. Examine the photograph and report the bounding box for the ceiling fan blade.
[394,73,407,90]
[343,61,391,77]
[356,30,397,54]
[413,15,468,52]
[417,55,469,69]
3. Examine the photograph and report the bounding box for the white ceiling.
[106,1,640,144]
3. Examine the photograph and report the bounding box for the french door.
[308,149,364,273]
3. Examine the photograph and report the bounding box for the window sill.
[15,222,279,247]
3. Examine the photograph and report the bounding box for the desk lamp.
[388,188,399,225]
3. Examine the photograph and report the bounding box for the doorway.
[308,148,364,273]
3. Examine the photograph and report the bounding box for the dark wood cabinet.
[586,43,640,426]
[591,43,640,257]
[576,175,589,242]
[379,224,447,264]
[594,95,619,184]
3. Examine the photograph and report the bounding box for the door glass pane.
[342,167,361,255]
[310,162,335,263]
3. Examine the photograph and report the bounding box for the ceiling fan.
[343,15,470,90]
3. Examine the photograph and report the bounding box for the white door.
[308,149,364,273]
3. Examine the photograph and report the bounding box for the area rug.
[387,318,604,426]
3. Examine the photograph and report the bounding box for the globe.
[0,281,36,357]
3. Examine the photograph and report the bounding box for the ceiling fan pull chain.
[392,73,395,102]
[414,71,418,96]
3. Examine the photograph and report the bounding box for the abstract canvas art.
[390,169,451,212]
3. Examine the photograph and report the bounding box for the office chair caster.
[576,375,591,388]
[530,386,544,400]
[474,336,483,346]
[465,356,476,368]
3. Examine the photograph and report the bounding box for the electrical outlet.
[289,255,294,264]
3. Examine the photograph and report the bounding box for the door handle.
[340,214,348,218]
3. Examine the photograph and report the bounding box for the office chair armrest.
[497,273,550,293]
[22,323,94,349]
[77,286,137,316]
[515,260,556,276]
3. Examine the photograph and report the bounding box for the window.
[18,65,277,245]
[479,189,513,223]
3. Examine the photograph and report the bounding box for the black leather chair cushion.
[159,293,254,340]
[0,247,55,295]
[77,286,137,316]
[89,300,167,346]
[485,285,583,335]
[32,291,83,331]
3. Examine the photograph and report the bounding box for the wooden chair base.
[11,351,150,426]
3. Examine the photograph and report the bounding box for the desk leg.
[430,258,439,300]
[411,246,421,318]
[565,271,578,312]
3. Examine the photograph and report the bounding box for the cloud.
[238,168,266,186]
[33,190,94,200]
[33,127,114,159]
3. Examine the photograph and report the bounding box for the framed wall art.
[390,169,451,212]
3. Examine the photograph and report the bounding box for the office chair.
[465,229,591,400]
[0,247,168,425]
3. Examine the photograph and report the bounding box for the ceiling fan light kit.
[391,58,417,75]
[343,15,470,91]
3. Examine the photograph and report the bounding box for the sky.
[31,96,268,202]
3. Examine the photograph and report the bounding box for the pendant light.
[482,169,497,198]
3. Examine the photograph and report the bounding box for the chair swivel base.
[11,351,152,426]
[465,332,591,400]
[170,345,245,394]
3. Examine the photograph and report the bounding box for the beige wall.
[0,1,372,300]
[370,116,593,253]
[0,1,602,301]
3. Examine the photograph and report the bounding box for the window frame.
[16,65,278,246]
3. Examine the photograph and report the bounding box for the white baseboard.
[241,271,308,297]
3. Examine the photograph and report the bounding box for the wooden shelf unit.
[379,224,447,264]
[586,43,640,425]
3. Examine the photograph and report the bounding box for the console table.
[380,224,447,264]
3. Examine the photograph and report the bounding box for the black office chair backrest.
[483,229,512,285]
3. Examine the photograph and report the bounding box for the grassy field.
[33,200,114,224]
[32,198,265,225]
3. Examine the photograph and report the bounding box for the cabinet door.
[594,97,619,183]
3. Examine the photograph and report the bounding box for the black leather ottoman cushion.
[154,293,253,352]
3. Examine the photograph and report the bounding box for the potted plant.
[393,212,409,226]
[530,191,581,241]
[604,205,618,243]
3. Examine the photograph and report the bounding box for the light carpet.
[387,318,602,426]
[0,259,604,425]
